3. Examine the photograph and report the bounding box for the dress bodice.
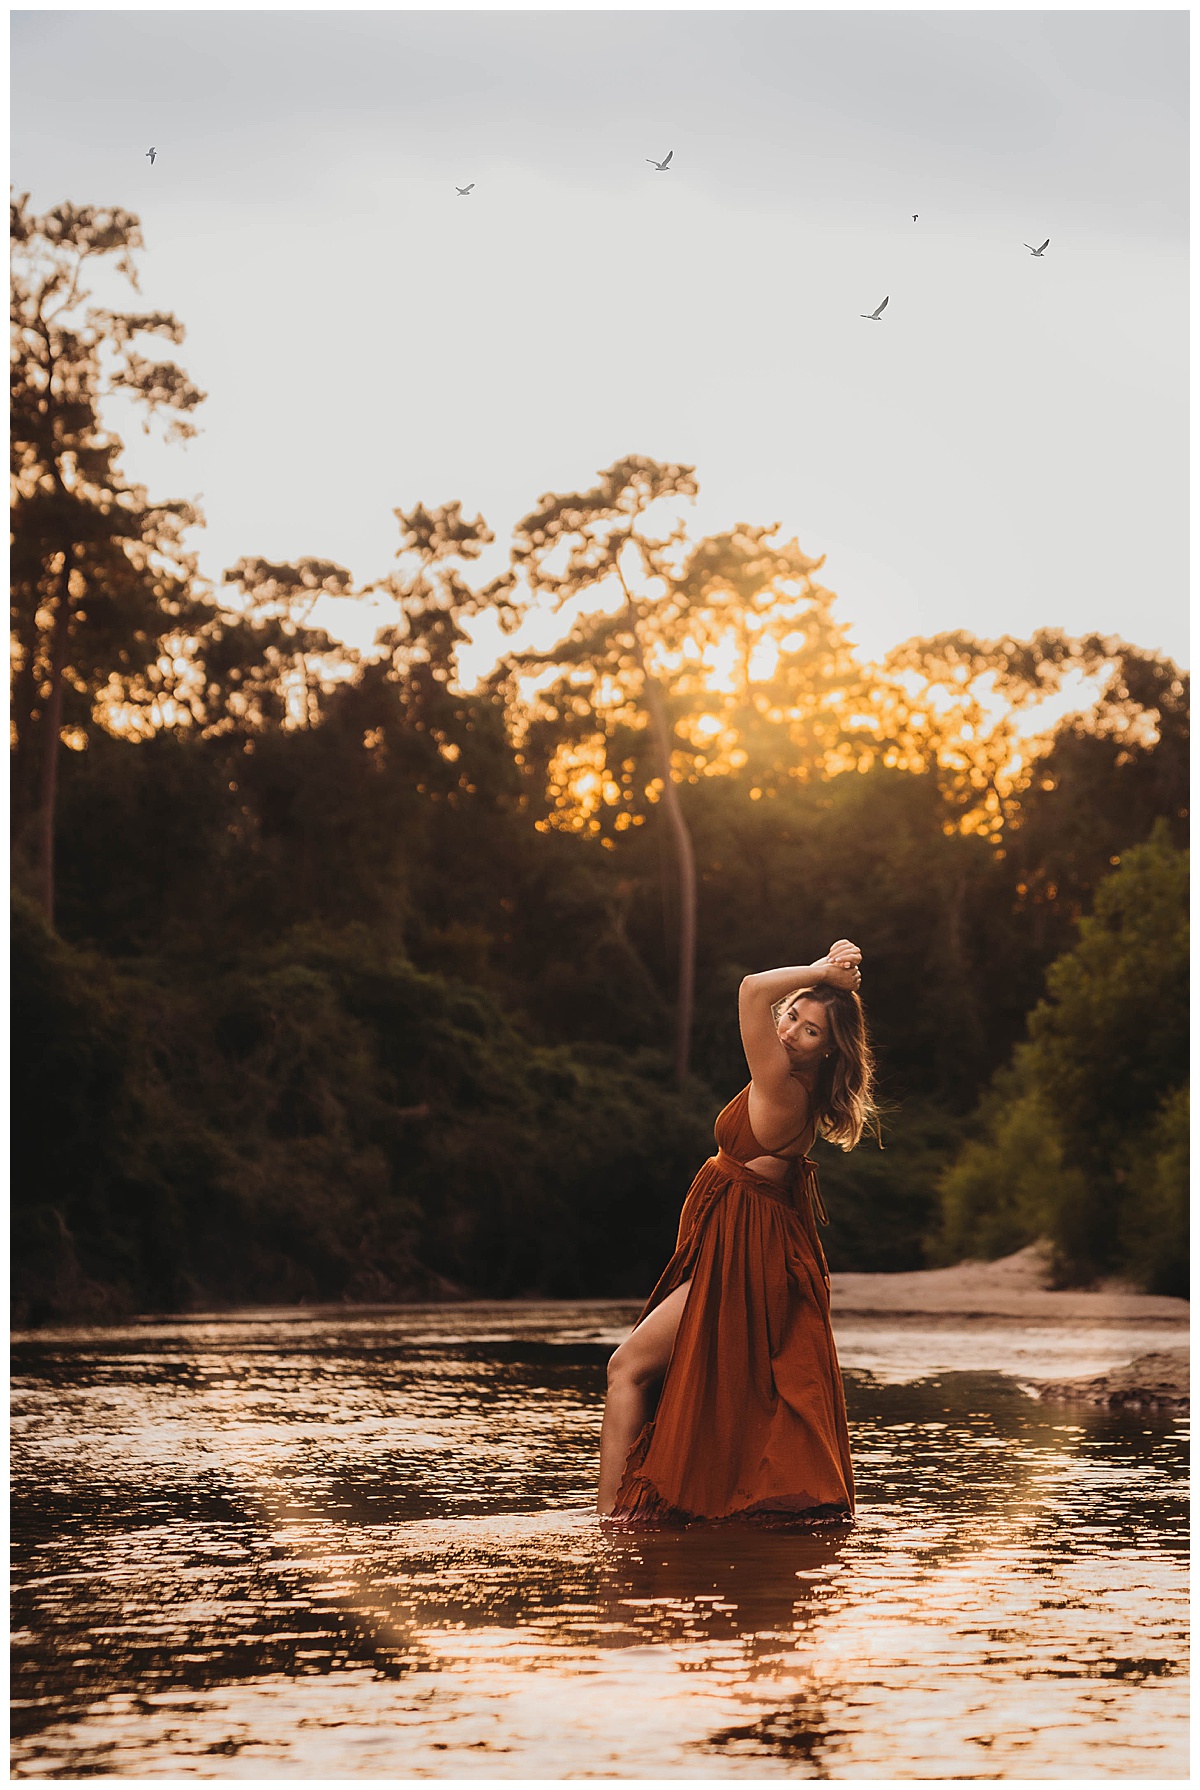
[714,1083,815,1165]
[709,1084,830,1232]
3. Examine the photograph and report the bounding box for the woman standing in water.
[597,939,874,1525]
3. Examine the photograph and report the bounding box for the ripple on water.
[11,1305,1188,1778]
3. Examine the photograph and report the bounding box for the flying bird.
[912,214,918,221]
[1024,237,1050,256]
[646,150,673,171]
[456,184,474,196]
[146,147,156,165]
[860,296,889,321]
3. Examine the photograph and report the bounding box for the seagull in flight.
[647,150,673,171]
[456,183,474,196]
[146,147,156,165]
[860,296,889,321]
[1024,237,1050,256]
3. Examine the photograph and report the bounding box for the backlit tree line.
[11,194,1189,1322]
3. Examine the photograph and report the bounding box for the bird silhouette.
[455,184,475,196]
[646,150,673,171]
[860,296,889,321]
[146,147,156,165]
[912,213,918,221]
[1024,237,1050,256]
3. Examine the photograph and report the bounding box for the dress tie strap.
[800,1158,830,1226]
[714,1148,830,1226]
[714,1147,794,1203]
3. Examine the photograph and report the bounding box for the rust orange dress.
[609,1083,855,1528]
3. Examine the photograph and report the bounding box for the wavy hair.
[773,984,878,1150]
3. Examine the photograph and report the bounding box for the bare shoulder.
[737,971,816,1149]
[737,978,794,1096]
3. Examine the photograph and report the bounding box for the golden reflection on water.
[11,1303,1188,1778]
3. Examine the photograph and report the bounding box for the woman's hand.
[816,939,863,990]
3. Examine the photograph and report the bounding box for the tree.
[865,628,1103,842]
[10,194,205,923]
[498,455,861,1084]
[220,557,360,730]
[1003,642,1188,936]
[868,629,1188,855]
[368,498,510,681]
[932,825,1189,1290]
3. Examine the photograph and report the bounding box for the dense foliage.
[11,895,716,1323]
[933,827,1189,1294]
[10,195,1190,1321]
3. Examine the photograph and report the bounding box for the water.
[11,1302,1188,1778]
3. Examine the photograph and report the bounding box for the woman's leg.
[596,1278,692,1515]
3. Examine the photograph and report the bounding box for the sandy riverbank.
[830,1241,1189,1324]
[829,1242,1189,1407]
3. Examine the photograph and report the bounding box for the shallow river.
[11,1303,1188,1778]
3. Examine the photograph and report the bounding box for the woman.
[597,939,874,1526]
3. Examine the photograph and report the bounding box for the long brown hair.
[773,984,878,1150]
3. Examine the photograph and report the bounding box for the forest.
[11,195,1190,1324]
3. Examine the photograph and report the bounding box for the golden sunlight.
[746,637,780,682]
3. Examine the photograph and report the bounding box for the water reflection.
[11,1304,1188,1778]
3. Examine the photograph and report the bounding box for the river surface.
[11,1302,1189,1779]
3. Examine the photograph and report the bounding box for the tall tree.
[498,456,860,1084]
[362,498,518,812]
[499,458,698,1082]
[10,194,205,923]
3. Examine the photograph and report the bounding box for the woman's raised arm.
[738,942,862,1094]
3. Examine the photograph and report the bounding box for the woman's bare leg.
[596,1279,692,1515]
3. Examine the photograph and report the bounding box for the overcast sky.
[11,8,1190,677]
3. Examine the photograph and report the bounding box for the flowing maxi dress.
[608,1083,855,1528]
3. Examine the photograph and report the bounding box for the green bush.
[930,1071,1087,1266]
[1118,1085,1189,1298]
[929,826,1188,1290]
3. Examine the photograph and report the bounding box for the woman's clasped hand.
[815,938,863,990]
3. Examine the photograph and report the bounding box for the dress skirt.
[608,1087,855,1528]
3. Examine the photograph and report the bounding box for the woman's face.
[777,995,831,1071]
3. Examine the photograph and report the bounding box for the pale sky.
[11,8,1190,678]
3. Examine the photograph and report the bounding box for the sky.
[10,7,1190,682]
